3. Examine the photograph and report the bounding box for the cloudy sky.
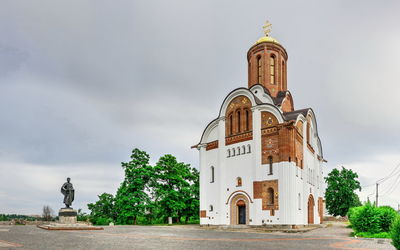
[1,0,399,215]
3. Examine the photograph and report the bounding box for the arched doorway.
[308,194,315,224]
[229,193,250,225]
[237,200,246,224]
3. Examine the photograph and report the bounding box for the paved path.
[0,223,395,249]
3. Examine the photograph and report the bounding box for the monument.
[59,177,77,224]
[37,177,103,230]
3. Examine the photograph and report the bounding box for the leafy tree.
[152,154,193,223]
[87,193,115,224]
[181,167,200,223]
[114,148,154,225]
[325,167,361,216]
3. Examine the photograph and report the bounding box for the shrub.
[391,216,400,249]
[378,206,398,232]
[348,204,380,234]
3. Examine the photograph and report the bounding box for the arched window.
[268,156,273,175]
[210,166,214,183]
[267,188,274,205]
[227,149,231,158]
[209,205,213,212]
[270,55,276,84]
[245,109,250,131]
[307,122,311,144]
[237,110,241,133]
[237,146,240,155]
[242,145,246,155]
[257,56,262,83]
[236,177,242,187]
[247,144,251,153]
[229,114,233,135]
[232,148,236,156]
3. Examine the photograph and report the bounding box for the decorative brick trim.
[206,140,218,151]
[225,132,253,146]
[200,210,207,218]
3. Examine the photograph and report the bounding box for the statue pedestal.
[58,208,77,224]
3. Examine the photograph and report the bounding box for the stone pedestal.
[58,208,77,224]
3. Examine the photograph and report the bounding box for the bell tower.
[247,21,288,97]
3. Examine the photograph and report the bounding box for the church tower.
[247,22,288,97]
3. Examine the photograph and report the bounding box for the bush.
[349,204,399,236]
[391,216,400,249]
[348,204,381,234]
[378,206,398,232]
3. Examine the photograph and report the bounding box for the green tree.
[87,193,115,224]
[152,154,192,223]
[181,167,200,223]
[114,148,154,225]
[325,167,361,216]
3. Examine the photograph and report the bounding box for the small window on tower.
[270,55,276,84]
[209,205,213,212]
[227,149,231,158]
[247,144,251,153]
[257,56,262,83]
[242,145,246,155]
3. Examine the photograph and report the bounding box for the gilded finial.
[262,20,272,37]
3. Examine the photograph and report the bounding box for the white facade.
[195,86,325,226]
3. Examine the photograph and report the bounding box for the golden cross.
[263,21,272,37]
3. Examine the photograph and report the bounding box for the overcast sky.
[1,0,400,215]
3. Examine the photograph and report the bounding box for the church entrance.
[308,194,315,224]
[237,200,246,224]
[229,193,250,225]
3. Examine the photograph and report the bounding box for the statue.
[61,177,75,208]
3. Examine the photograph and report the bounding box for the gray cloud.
[0,0,399,214]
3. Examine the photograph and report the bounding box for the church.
[193,23,326,226]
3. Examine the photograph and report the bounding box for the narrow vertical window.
[282,61,285,88]
[227,149,231,158]
[237,110,241,133]
[268,188,274,205]
[270,55,276,84]
[268,156,273,175]
[242,145,246,155]
[247,144,251,153]
[257,56,262,83]
[229,114,233,135]
[209,205,213,212]
[245,110,249,131]
[210,166,214,183]
[298,193,301,210]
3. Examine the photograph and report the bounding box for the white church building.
[192,24,326,226]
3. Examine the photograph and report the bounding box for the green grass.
[355,232,391,238]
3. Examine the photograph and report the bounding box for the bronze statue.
[61,177,75,208]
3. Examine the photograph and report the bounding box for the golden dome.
[255,21,280,45]
[255,36,280,45]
